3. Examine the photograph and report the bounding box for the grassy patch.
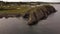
[0,6,31,15]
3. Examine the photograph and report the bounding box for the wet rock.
[36,6,48,19]
[28,12,38,25]
[23,5,56,26]
[43,5,56,14]
[27,8,45,25]
[5,16,9,19]
[15,14,21,17]
[23,12,30,19]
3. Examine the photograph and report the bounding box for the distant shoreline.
[0,1,60,4]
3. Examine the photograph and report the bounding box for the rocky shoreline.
[0,4,56,26]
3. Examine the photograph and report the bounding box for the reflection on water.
[0,4,60,34]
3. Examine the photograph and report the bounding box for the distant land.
[0,1,60,4]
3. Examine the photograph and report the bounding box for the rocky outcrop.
[23,5,56,26]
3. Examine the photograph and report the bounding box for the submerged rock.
[23,5,56,26]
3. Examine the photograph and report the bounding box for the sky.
[1,0,60,2]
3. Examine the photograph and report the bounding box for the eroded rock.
[23,5,56,26]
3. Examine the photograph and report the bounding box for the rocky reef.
[23,4,56,26]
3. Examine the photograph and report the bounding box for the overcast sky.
[1,0,60,2]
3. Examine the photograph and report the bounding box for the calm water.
[0,4,60,34]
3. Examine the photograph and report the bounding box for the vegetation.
[0,6,31,15]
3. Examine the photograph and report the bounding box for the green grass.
[0,6,31,15]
